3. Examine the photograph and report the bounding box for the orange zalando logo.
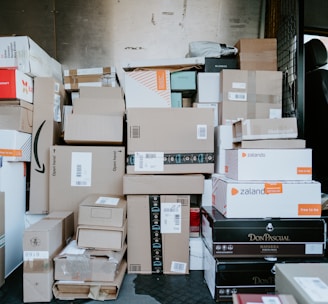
[241,152,247,158]
[231,188,239,195]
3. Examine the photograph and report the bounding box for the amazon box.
[29,77,67,214]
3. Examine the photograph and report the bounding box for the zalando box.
[212,175,322,218]
[78,194,127,228]
[225,148,312,181]
[124,70,171,108]
[0,36,62,81]
[0,100,33,133]
[126,108,214,174]
[0,129,31,162]
[49,145,125,229]
[29,77,67,214]
[0,69,33,103]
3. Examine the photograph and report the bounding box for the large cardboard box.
[0,192,4,287]
[124,70,171,108]
[54,240,127,282]
[78,194,127,228]
[126,108,214,174]
[225,148,312,181]
[212,175,322,218]
[49,145,125,229]
[52,260,127,301]
[29,77,67,214]
[0,69,33,103]
[232,294,298,304]
[0,101,33,133]
[275,263,328,304]
[0,160,26,277]
[232,117,298,141]
[201,206,326,258]
[235,38,277,71]
[0,129,31,162]
[0,36,63,81]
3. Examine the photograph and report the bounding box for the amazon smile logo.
[33,120,46,173]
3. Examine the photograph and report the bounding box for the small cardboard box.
[54,240,127,282]
[196,72,220,103]
[275,263,328,304]
[212,175,322,218]
[232,293,298,304]
[76,221,127,251]
[225,148,312,180]
[126,108,214,174]
[204,57,238,72]
[0,129,31,161]
[0,101,33,133]
[78,194,127,228]
[0,69,33,103]
[124,70,171,108]
[235,38,277,71]
[232,117,298,142]
[52,260,127,301]
[170,70,197,91]
[0,192,4,288]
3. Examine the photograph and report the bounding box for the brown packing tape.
[67,67,114,76]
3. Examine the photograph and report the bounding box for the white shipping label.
[160,202,181,233]
[95,196,120,205]
[134,152,164,172]
[197,124,207,140]
[71,152,92,187]
[24,251,49,261]
[228,91,247,101]
[294,276,328,302]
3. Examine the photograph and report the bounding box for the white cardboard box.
[214,125,233,174]
[212,175,322,218]
[196,72,220,103]
[0,130,31,162]
[225,148,312,181]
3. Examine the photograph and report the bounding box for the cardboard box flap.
[73,97,125,114]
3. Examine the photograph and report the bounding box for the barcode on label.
[75,164,82,177]
[130,126,140,138]
[197,125,207,139]
[171,261,186,273]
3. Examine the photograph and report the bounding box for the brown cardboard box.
[76,220,127,251]
[0,192,4,288]
[29,77,67,214]
[0,100,33,133]
[126,108,214,174]
[44,211,75,245]
[52,260,127,301]
[23,260,54,303]
[235,38,277,71]
[275,263,328,304]
[49,145,125,229]
[78,194,127,228]
[54,240,127,282]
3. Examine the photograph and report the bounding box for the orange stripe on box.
[0,149,22,157]
[264,183,283,194]
[297,167,312,175]
[156,70,167,91]
[298,204,321,216]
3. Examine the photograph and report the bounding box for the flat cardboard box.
[0,192,4,287]
[126,108,214,174]
[127,194,190,274]
[0,36,63,81]
[232,294,298,304]
[49,145,125,229]
[23,260,54,303]
[0,101,33,133]
[275,263,328,304]
[232,117,298,141]
[123,174,204,195]
[0,129,31,162]
[234,139,306,149]
[54,240,127,282]
[23,218,63,261]
[225,148,312,180]
[201,206,326,258]
[52,260,127,301]
[78,194,127,228]
[76,220,127,251]
[235,38,277,71]
[212,175,322,218]
[0,161,26,277]
[189,237,204,270]
[28,77,67,214]
[124,70,172,108]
